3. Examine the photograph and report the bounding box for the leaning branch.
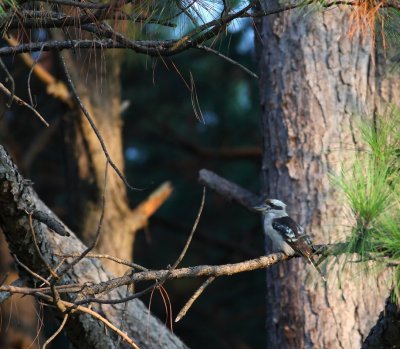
[198,168,260,210]
[0,82,49,126]
[0,145,188,349]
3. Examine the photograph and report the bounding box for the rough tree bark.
[256,3,400,348]
[0,145,187,349]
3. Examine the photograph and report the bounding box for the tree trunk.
[61,48,165,276]
[256,3,400,348]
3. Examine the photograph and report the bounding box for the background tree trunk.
[61,48,171,276]
[256,3,400,348]
[63,49,136,275]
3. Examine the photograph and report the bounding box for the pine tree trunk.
[62,50,140,275]
[256,3,400,348]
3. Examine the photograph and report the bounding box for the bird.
[253,198,326,281]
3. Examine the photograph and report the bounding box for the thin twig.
[68,301,141,349]
[0,284,87,296]
[175,0,198,26]
[175,276,216,322]
[26,212,58,279]
[4,36,74,108]
[34,292,141,349]
[0,83,49,127]
[170,187,206,270]
[0,57,15,107]
[57,162,108,278]
[42,313,69,349]
[2,9,176,29]
[74,187,206,305]
[198,169,259,210]
[59,54,140,190]
[27,44,46,107]
[116,281,133,349]
[13,254,50,286]
[55,253,147,271]
[0,273,8,286]
[158,285,173,332]
[196,45,258,79]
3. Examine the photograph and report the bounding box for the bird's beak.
[252,203,268,212]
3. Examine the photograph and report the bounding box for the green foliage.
[334,106,400,297]
[0,0,17,13]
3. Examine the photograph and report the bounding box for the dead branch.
[59,54,139,191]
[133,181,173,221]
[175,276,216,323]
[4,36,74,108]
[154,216,258,258]
[0,82,49,126]
[42,313,69,349]
[198,168,260,210]
[196,45,259,79]
[0,252,292,301]
[0,144,188,349]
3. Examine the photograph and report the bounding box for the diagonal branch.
[0,144,188,349]
[198,168,260,210]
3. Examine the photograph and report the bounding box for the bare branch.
[175,276,216,322]
[4,36,73,108]
[59,54,141,191]
[36,292,142,349]
[0,82,49,126]
[13,254,50,286]
[71,252,291,305]
[0,57,15,107]
[196,45,259,79]
[171,187,206,270]
[57,162,108,279]
[198,169,260,210]
[134,181,173,220]
[1,9,176,30]
[56,253,147,271]
[42,313,69,349]
[0,144,188,349]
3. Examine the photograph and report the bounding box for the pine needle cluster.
[334,106,400,299]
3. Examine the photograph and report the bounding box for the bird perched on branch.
[253,198,325,281]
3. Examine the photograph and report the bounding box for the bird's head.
[253,199,287,213]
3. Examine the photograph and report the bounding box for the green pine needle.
[333,106,400,299]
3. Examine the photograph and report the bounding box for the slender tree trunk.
[62,49,148,275]
[256,4,400,348]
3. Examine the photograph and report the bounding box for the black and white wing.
[272,216,314,258]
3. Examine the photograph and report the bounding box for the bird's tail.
[307,255,327,283]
